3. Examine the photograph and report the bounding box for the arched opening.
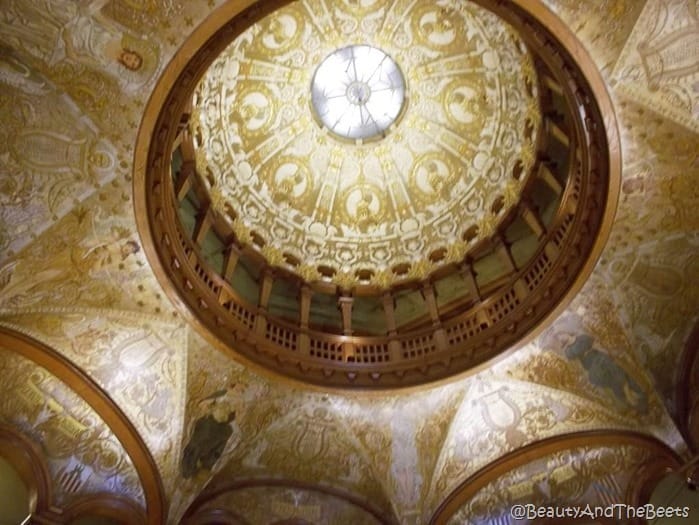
[0,456,31,525]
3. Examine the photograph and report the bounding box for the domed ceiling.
[191,0,540,287]
[144,0,621,389]
[0,0,698,523]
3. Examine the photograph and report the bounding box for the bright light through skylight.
[311,45,406,141]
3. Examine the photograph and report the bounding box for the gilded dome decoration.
[6,0,699,521]
[140,0,620,388]
[190,0,541,289]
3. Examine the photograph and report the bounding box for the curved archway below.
[0,327,162,524]
[182,478,397,525]
[430,430,682,525]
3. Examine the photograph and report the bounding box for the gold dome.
[190,0,540,288]
[144,0,621,389]
[2,0,698,522]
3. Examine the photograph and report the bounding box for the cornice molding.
[0,424,55,520]
[675,320,699,452]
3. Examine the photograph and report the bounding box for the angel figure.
[48,0,158,93]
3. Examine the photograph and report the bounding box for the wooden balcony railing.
[138,0,619,388]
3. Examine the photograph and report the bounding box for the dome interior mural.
[0,0,698,523]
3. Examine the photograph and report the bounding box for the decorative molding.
[182,478,398,525]
[0,426,149,524]
[62,493,148,524]
[675,320,699,452]
[430,430,682,525]
[0,424,55,520]
[0,328,164,524]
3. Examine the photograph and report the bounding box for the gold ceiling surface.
[191,0,540,288]
[2,0,699,522]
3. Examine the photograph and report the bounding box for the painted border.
[0,328,164,524]
[429,430,681,524]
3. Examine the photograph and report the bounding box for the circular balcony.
[136,0,620,389]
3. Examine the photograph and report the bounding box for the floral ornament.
[333,271,356,291]
[370,268,394,289]
[297,264,321,283]
[261,244,285,267]
[231,219,252,246]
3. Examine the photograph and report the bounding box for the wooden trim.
[338,295,354,337]
[520,201,546,238]
[0,425,54,517]
[625,457,679,513]
[175,162,195,202]
[0,328,166,524]
[429,430,681,525]
[192,203,213,246]
[62,493,148,524]
[182,478,398,525]
[538,162,564,196]
[221,244,241,282]
[675,320,699,452]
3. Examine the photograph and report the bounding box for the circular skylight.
[311,45,406,141]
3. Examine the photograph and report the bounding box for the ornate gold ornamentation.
[0,348,145,507]
[191,0,540,288]
[612,0,699,132]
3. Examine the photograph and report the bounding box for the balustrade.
[138,0,618,387]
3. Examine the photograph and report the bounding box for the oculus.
[136,0,620,388]
[310,45,406,141]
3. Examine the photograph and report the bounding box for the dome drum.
[140,0,618,389]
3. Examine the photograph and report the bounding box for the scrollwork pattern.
[0,348,145,507]
[191,0,540,287]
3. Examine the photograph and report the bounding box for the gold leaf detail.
[407,259,433,280]
[297,264,321,283]
[333,271,357,291]
[370,268,394,289]
[478,214,498,238]
[261,245,285,266]
[231,219,252,246]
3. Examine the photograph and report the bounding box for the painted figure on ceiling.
[0,0,158,94]
[0,0,69,60]
[181,384,244,479]
[636,0,699,91]
[0,48,50,96]
[563,334,648,413]
[48,1,158,94]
